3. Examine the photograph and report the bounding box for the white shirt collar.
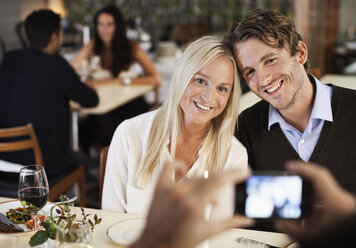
[268,74,333,131]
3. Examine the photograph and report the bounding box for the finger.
[286,162,356,213]
[197,168,250,201]
[157,160,188,185]
[285,161,340,198]
[275,219,309,241]
[286,161,335,184]
[209,215,254,237]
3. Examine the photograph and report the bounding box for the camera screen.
[245,175,303,219]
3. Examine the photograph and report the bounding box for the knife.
[0,212,24,233]
[236,237,280,248]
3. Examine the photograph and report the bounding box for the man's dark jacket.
[0,48,98,176]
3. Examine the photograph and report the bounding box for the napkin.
[0,160,25,173]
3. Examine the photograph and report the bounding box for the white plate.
[0,200,61,234]
[107,218,146,246]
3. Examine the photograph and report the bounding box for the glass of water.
[56,223,93,248]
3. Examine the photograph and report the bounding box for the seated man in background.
[0,10,98,188]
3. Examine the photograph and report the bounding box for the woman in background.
[72,5,161,147]
[101,36,248,237]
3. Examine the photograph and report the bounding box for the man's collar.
[309,75,333,122]
[268,74,333,130]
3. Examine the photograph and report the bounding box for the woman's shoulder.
[86,40,95,48]
[130,40,139,48]
[131,40,147,57]
[230,136,247,152]
[118,109,158,132]
[112,110,158,146]
[223,136,248,170]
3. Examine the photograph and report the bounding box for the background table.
[70,84,158,151]
[239,90,261,114]
[320,74,356,90]
[0,197,293,248]
[71,84,158,115]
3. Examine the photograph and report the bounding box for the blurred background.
[1,0,356,78]
[1,0,356,209]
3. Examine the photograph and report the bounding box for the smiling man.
[224,8,356,196]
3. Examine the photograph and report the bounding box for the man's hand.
[131,160,254,248]
[84,78,99,90]
[275,161,356,244]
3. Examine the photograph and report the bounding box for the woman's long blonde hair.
[137,36,241,184]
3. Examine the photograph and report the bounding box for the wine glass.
[18,165,49,231]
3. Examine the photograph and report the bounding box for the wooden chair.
[0,34,6,65]
[0,123,86,206]
[99,146,109,209]
[15,21,29,48]
[0,123,42,164]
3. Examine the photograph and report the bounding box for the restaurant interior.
[1,0,356,247]
[1,0,356,74]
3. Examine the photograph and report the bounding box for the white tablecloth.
[0,197,293,248]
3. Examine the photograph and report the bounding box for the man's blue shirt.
[268,76,333,162]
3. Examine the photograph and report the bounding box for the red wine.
[19,187,49,210]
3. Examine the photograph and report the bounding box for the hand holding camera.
[235,169,312,220]
[274,161,356,243]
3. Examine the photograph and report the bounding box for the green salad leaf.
[29,195,102,247]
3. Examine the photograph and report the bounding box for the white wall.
[0,0,45,51]
[339,0,356,41]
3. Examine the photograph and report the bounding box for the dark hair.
[93,5,134,76]
[224,8,309,70]
[25,9,61,49]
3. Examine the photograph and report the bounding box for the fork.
[236,237,280,248]
[53,196,78,205]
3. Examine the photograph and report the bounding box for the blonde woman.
[102,36,248,221]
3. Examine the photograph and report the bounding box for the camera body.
[235,171,313,220]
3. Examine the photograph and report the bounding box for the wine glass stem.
[34,213,38,231]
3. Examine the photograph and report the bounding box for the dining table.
[0,196,294,248]
[320,73,356,90]
[70,83,159,151]
[239,90,262,114]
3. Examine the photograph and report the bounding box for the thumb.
[209,215,254,237]
[275,220,306,241]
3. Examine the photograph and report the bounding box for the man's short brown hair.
[224,8,309,70]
